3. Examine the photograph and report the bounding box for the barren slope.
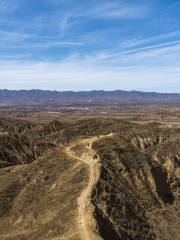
[0,118,179,240]
[92,128,180,240]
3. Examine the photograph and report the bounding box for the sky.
[0,0,180,92]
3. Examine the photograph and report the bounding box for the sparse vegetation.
[0,108,179,240]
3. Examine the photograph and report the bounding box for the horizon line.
[0,89,180,94]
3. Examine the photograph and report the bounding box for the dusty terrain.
[66,134,113,240]
[0,107,179,240]
[1,105,180,127]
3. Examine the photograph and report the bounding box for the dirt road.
[65,134,113,240]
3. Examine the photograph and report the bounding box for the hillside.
[1,90,180,106]
[0,117,179,240]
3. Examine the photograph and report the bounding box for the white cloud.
[78,2,149,19]
[1,32,180,91]
[0,49,180,92]
[0,1,179,92]
[120,31,180,49]
[0,30,84,49]
[59,14,71,32]
[0,30,31,43]
[81,40,180,66]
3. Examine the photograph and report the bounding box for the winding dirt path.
[65,134,113,240]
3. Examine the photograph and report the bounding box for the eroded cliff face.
[0,118,37,134]
[131,128,173,151]
[92,127,180,240]
[0,130,56,169]
[0,118,115,168]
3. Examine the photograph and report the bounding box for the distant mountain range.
[0,89,180,106]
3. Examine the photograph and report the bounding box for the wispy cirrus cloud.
[90,2,149,19]
[0,0,180,92]
[0,1,150,49]
[120,31,180,49]
[96,40,180,63]
[0,30,31,42]
[0,29,84,50]
[0,59,180,92]
[59,14,71,32]
[66,38,180,67]
[1,34,180,92]
[72,1,150,19]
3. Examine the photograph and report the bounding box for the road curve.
[65,133,113,240]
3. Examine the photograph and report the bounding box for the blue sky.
[0,0,180,92]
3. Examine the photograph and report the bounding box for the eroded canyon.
[0,110,179,240]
